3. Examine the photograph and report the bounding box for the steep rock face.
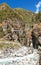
[32,23,41,49]
[0,20,41,49]
[0,3,41,49]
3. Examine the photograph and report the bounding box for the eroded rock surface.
[0,46,39,65]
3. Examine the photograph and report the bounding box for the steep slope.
[0,3,41,49]
[0,3,34,38]
[0,3,33,23]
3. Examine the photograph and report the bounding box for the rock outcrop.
[32,23,41,49]
[0,3,41,49]
[0,46,39,65]
[0,20,41,49]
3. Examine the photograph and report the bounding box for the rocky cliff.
[0,3,41,49]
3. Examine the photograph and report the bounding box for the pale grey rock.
[0,46,39,65]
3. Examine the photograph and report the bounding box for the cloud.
[35,1,41,13]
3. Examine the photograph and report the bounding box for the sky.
[0,0,41,13]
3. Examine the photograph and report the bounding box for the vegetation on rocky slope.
[0,3,41,48]
[0,3,33,23]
